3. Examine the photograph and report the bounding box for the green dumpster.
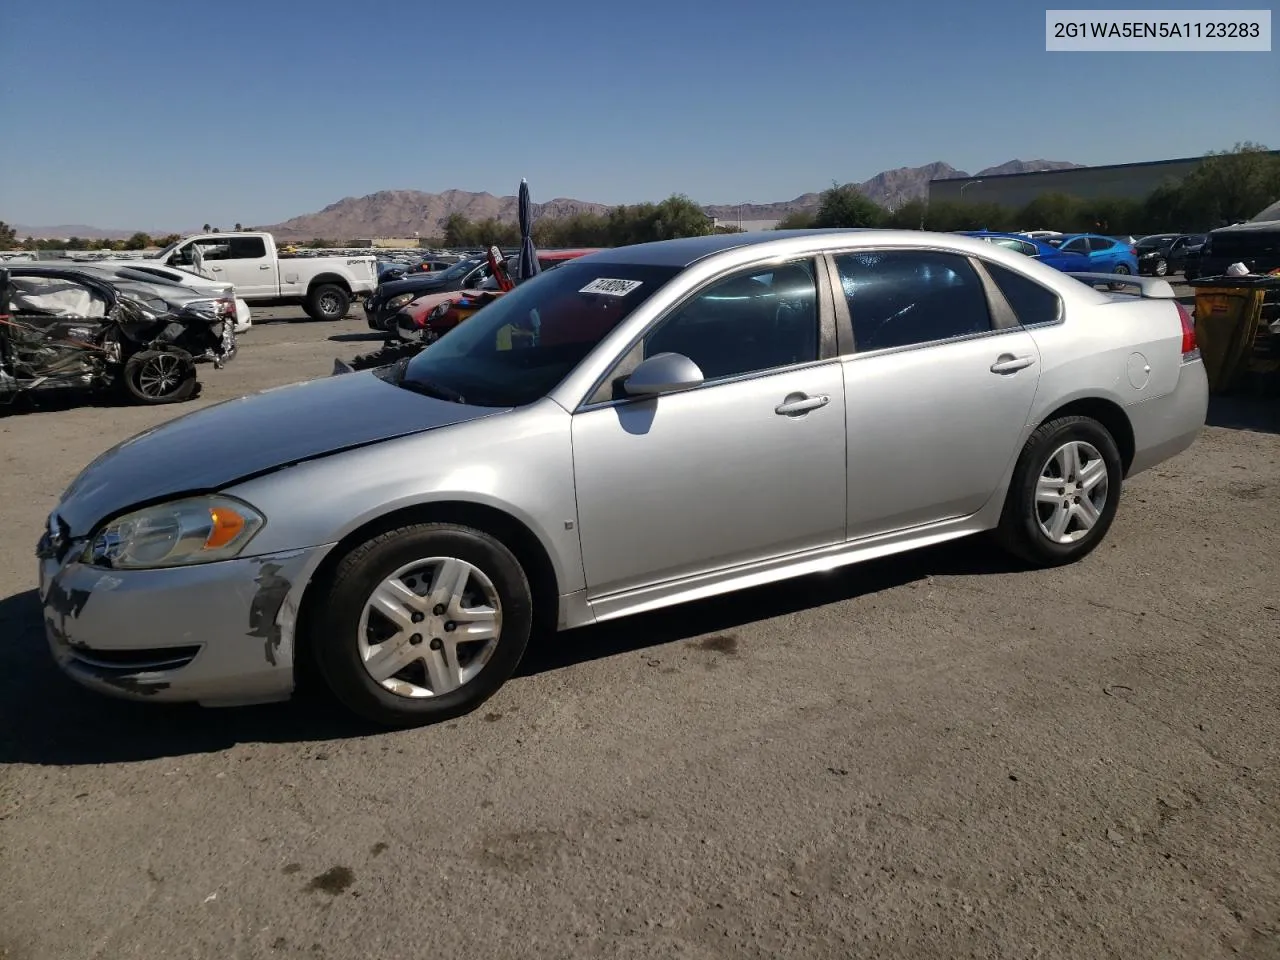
[1188,275,1280,394]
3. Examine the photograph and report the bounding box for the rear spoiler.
[1071,272,1177,299]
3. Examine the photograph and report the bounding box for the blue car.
[1045,233,1140,276]
[959,231,1092,274]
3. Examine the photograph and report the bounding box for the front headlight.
[386,293,414,310]
[83,495,265,569]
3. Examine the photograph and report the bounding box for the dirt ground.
[1,307,1277,960]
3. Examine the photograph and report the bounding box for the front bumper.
[38,542,333,707]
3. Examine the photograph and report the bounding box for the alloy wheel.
[356,557,502,698]
[136,353,185,398]
[1035,440,1109,544]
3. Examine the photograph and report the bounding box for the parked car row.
[962,232,1139,278]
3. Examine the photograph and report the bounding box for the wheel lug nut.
[411,612,425,623]
[433,604,445,616]
[444,621,456,632]
[429,638,443,651]
[409,634,422,645]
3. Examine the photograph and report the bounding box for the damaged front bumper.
[37,539,333,707]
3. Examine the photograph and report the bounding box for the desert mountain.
[260,158,1082,238]
[9,159,1085,240]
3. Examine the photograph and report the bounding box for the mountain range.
[10,159,1083,240]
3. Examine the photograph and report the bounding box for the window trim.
[824,247,1024,360]
[575,254,838,413]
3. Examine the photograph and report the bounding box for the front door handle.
[259,264,271,270]
[209,266,222,272]
[990,354,1035,374]
[775,393,830,416]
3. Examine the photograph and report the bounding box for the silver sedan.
[37,230,1208,726]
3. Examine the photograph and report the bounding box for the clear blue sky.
[0,0,1275,230]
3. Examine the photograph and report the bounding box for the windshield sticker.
[579,278,643,297]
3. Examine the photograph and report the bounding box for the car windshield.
[441,259,482,280]
[150,239,184,260]
[394,260,681,407]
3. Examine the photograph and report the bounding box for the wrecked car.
[0,265,237,406]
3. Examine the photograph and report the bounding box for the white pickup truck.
[149,232,378,321]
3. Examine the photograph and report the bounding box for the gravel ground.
[1,306,1278,960]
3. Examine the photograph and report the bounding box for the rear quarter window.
[983,262,1062,327]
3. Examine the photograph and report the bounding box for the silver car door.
[830,249,1042,541]
[571,259,847,599]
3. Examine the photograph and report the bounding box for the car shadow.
[328,332,387,343]
[517,537,1020,677]
[0,383,203,417]
[1207,394,1280,435]
[0,537,1019,767]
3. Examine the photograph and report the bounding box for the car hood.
[54,370,508,536]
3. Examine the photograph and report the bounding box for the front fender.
[222,399,585,595]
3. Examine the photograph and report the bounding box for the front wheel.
[121,349,197,404]
[995,416,1123,568]
[305,284,350,322]
[309,523,533,727]
[1153,258,1168,277]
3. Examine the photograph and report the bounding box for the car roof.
[573,229,883,267]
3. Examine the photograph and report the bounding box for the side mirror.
[623,352,705,397]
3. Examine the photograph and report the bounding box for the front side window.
[642,260,819,381]
[833,250,993,353]
[397,261,680,407]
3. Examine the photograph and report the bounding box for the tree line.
[427,143,1278,248]
[779,142,1278,235]
[4,143,1274,254]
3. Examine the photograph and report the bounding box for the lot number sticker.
[580,278,643,296]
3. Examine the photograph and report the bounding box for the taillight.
[1176,301,1197,357]
[1129,246,1137,256]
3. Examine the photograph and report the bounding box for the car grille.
[68,645,201,673]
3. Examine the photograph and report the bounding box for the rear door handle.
[775,393,830,416]
[990,355,1035,374]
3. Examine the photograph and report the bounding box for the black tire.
[305,283,350,322]
[994,415,1123,568]
[309,523,533,727]
[1153,258,1168,277]
[121,349,197,405]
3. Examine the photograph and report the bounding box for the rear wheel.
[121,349,197,404]
[305,284,350,322]
[995,416,1123,567]
[309,523,533,727]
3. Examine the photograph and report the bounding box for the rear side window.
[983,262,1062,327]
[1088,237,1116,252]
[833,250,992,353]
[226,237,267,259]
[1061,238,1088,254]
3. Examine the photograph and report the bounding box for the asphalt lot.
[1,304,1278,960]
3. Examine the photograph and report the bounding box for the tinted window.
[987,238,1037,257]
[984,262,1062,327]
[1061,238,1088,253]
[644,260,818,381]
[399,261,680,407]
[1088,237,1116,252]
[833,251,992,352]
